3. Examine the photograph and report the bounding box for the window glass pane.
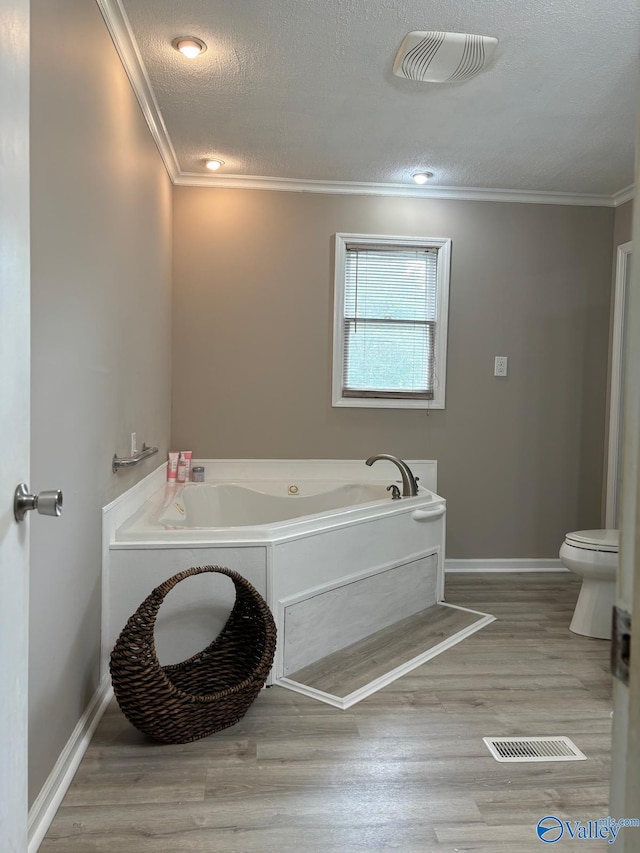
[344,320,434,393]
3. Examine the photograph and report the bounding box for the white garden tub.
[105,460,447,701]
[160,481,390,527]
[115,477,433,541]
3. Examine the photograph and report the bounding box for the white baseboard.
[445,558,566,573]
[28,678,114,853]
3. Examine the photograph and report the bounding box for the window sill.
[332,396,445,410]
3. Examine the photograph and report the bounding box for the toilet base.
[569,578,616,640]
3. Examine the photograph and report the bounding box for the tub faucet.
[365,454,419,497]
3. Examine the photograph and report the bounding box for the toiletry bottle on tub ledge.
[167,451,179,482]
[177,451,192,483]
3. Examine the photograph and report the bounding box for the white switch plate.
[130,432,137,455]
[494,356,508,377]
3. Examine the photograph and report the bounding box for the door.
[606,242,632,528]
[610,129,640,842]
[0,0,30,850]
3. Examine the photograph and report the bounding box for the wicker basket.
[110,565,277,743]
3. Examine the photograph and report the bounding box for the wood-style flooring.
[39,573,614,852]
[288,603,490,698]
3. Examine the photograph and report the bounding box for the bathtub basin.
[115,468,442,543]
[158,481,391,528]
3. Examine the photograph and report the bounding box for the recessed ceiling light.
[413,172,433,185]
[172,37,207,59]
[206,159,225,171]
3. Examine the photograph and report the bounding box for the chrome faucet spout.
[365,454,419,497]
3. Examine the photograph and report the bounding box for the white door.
[610,129,640,842]
[606,242,632,528]
[0,0,31,850]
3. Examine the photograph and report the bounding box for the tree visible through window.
[332,234,451,409]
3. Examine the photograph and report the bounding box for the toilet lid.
[565,529,619,553]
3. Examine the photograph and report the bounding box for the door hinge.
[612,606,631,686]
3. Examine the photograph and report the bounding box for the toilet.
[559,529,619,639]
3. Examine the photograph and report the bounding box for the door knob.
[14,483,63,522]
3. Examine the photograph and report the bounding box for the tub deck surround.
[102,460,490,707]
[113,458,439,544]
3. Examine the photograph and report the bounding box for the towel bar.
[112,443,158,473]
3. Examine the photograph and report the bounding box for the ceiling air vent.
[393,31,498,83]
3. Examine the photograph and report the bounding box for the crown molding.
[99,0,634,209]
[96,0,180,181]
[612,184,635,206]
[174,172,626,206]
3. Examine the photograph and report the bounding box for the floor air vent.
[483,736,587,763]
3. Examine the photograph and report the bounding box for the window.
[332,233,451,409]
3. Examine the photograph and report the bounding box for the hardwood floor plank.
[473,784,611,825]
[287,603,489,698]
[435,821,606,850]
[60,765,206,807]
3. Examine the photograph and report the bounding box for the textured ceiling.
[121,0,640,194]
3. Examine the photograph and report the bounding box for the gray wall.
[172,188,614,559]
[614,199,633,247]
[29,0,172,804]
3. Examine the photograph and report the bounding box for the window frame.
[332,233,451,409]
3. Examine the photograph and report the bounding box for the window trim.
[332,233,451,410]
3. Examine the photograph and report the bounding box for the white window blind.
[343,244,439,399]
[332,233,451,410]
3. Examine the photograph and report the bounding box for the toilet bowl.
[559,529,618,639]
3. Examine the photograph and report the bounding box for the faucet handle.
[387,484,401,500]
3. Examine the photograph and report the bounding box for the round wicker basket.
[110,565,277,743]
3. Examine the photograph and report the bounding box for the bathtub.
[116,478,427,541]
[104,459,447,704]
[160,481,392,527]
